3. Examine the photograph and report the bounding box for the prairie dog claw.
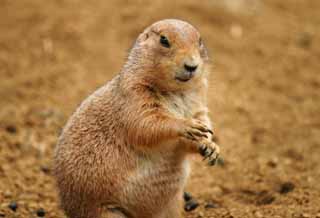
[198,142,220,166]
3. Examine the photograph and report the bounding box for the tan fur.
[53,19,219,218]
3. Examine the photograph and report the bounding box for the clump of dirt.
[1,0,319,217]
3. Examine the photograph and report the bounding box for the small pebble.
[40,166,50,174]
[279,182,295,194]
[267,159,277,168]
[5,125,17,134]
[183,192,192,202]
[36,208,46,217]
[256,192,275,205]
[3,191,12,198]
[254,211,263,218]
[8,202,18,212]
[204,202,218,209]
[301,213,310,218]
[297,32,312,48]
[197,211,204,218]
[184,199,199,212]
[212,186,223,195]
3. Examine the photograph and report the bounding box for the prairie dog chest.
[158,91,201,118]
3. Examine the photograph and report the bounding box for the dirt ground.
[0,0,320,217]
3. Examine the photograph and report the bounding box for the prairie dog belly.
[120,150,190,217]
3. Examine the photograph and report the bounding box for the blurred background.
[0,0,319,217]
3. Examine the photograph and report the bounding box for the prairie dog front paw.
[180,119,213,141]
[179,119,220,165]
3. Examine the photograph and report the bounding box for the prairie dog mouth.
[175,71,194,82]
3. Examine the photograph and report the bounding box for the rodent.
[53,19,220,218]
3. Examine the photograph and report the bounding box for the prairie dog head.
[128,19,210,91]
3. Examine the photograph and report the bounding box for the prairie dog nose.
[183,54,200,72]
[184,63,198,72]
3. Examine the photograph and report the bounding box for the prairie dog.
[54,19,220,218]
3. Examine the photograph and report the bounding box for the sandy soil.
[0,0,320,217]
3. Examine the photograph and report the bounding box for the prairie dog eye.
[160,35,170,48]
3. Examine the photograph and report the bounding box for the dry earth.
[0,0,320,217]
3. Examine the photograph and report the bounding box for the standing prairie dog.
[54,19,220,218]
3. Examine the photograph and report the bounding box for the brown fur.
[53,19,219,218]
